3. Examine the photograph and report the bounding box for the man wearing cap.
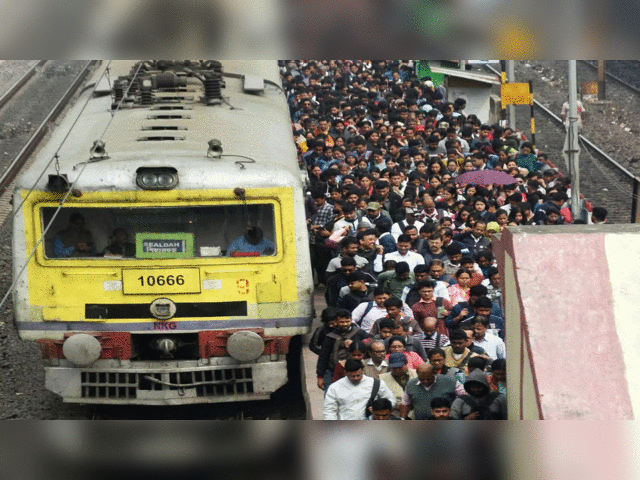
[380,352,418,417]
[390,207,425,241]
[323,359,397,420]
[370,180,404,222]
[363,201,393,229]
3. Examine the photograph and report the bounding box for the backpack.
[327,328,359,370]
[309,326,324,355]
[459,391,503,420]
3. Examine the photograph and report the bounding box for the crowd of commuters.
[281,60,607,420]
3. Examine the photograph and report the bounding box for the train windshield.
[41,204,277,259]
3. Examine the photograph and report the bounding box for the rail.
[0,60,99,196]
[0,60,46,110]
[484,62,640,222]
[579,60,640,96]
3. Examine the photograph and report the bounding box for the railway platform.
[302,287,327,420]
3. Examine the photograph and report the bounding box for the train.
[11,60,314,405]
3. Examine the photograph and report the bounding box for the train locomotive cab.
[11,60,313,405]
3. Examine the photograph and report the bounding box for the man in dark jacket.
[449,369,507,419]
[452,220,491,256]
[325,257,357,307]
[336,270,375,311]
[316,309,371,391]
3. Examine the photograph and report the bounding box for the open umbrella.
[455,170,518,187]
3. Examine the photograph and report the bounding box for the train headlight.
[157,173,175,187]
[62,334,102,366]
[226,331,265,362]
[140,172,158,187]
[136,168,178,190]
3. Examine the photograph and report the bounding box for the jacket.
[449,370,507,419]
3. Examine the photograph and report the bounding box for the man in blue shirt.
[53,213,96,257]
[226,227,275,257]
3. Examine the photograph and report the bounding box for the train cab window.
[41,204,278,259]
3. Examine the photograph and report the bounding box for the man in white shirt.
[378,234,424,272]
[323,359,397,420]
[472,316,506,361]
[561,99,586,131]
[352,286,413,332]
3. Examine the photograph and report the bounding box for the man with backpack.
[316,310,371,391]
[449,369,507,419]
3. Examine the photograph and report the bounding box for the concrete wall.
[494,225,640,419]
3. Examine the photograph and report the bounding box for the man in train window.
[53,213,96,257]
[102,228,136,258]
[226,226,275,257]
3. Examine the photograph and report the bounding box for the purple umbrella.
[455,170,518,187]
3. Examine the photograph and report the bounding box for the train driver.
[226,226,275,257]
[102,228,136,258]
[53,213,96,257]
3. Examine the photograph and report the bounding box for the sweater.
[404,375,457,420]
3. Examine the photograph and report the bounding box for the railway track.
[0,61,98,225]
[484,62,639,224]
[580,60,640,95]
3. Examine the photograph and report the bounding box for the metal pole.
[568,60,581,221]
[632,177,640,223]
[460,60,466,70]
[598,60,606,100]
[507,60,516,128]
[529,80,535,149]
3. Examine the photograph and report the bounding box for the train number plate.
[122,268,201,295]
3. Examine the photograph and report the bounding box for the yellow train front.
[11,60,313,405]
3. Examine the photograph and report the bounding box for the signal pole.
[507,60,516,128]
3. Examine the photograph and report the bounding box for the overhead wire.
[0,61,144,313]
[0,61,104,239]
